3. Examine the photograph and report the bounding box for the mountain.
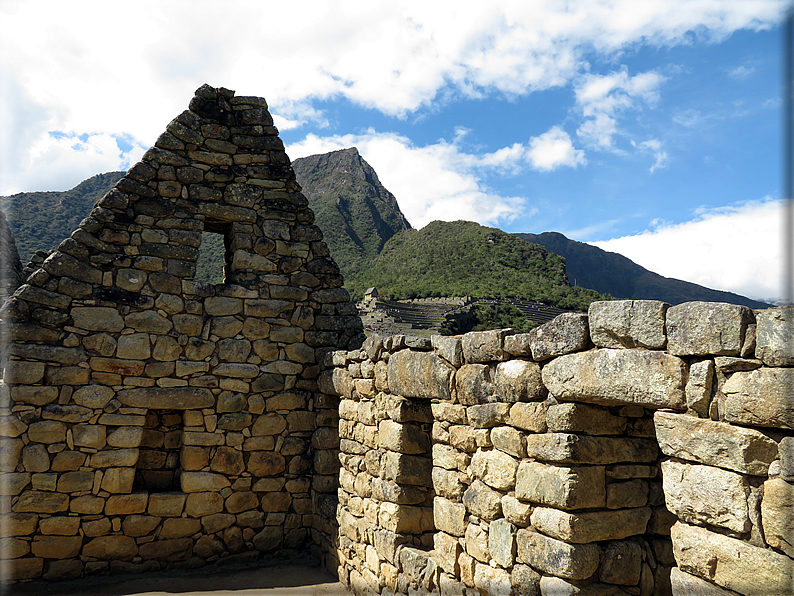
[362,221,605,310]
[517,231,771,309]
[292,147,412,289]
[1,171,125,265]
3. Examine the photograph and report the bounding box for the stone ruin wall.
[0,85,362,582]
[324,301,794,596]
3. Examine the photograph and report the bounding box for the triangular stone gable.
[0,85,360,580]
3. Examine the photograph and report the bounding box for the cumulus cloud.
[0,1,785,192]
[632,138,668,173]
[287,131,530,229]
[526,127,587,171]
[591,198,784,302]
[575,69,666,149]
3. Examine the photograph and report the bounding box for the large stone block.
[387,350,454,400]
[378,502,429,534]
[666,302,753,356]
[515,461,605,510]
[653,411,777,475]
[434,496,467,536]
[493,360,545,402]
[463,479,503,520]
[542,349,686,409]
[378,420,430,454]
[474,564,512,596]
[456,364,495,405]
[13,490,69,513]
[525,433,658,464]
[489,519,518,568]
[529,312,590,361]
[71,307,124,332]
[669,568,737,596]
[516,529,601,580]
[761,477,794,558]
[31,536,82,559]
[546,403,627,436]
[83,535,138,560]
[755,306,794,366]
[470,448,517,490]
[180,472,230,492]
[723,367,794,430]
[381,451,431,486]
[671,521,794,595]
[661,460,749,533]
[462,329,512,363]
[589,300,668,349]
[529,506,651,543]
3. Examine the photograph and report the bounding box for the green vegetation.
[1,172,125,265]
[443,303,538,335]
[354,221,607,311]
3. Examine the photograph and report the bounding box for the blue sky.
[0,1,788,301]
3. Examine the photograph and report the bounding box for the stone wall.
[0,85,362,582]
[325,301,794,595]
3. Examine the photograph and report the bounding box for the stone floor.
[6,556,350,596]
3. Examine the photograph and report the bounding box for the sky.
[0,0,790,303]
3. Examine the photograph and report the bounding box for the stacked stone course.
[326,300,794,595]
[0,85,362,582]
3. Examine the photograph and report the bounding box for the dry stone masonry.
[0,85,362,582]
[325,300,794,595]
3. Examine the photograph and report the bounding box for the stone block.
[653,411,777,475]
[122,515,161,537]
[434,531,461,575]
[456,363,495,405]
[6,557,43,580]
[666,302,753,356]
[381,451,431,486]
[755,306,794,366]
[493,359,545,402]
[669,567,737,596]
[509,402,548,433]
[470,448,517,490]
[181,472,230,493]
[661,460,749,533]
[160,517,201,538]
[72,424,107,449]
[432,335,463,367]
[90,448,139,468]
[723,367,794,430]
[72,384,115,409]
[462,329,511,363]
[22,444,49,473]
[0,537,30,558]
[4,360,45,384]
[248,452,286,477]
[432,467,466,500]
[434,496,467,536]
[525,433,658,464]
[139,537,193,561]
[69,495,104,515]
[515,461,605,510]
[378,502,429,534]
[761,477,794,557]
[83,535,138,560]
[686,360,714,417]
[489,519,518,568]
[530,312,590,360]
[671,521,794,595]
[467,403,511,428]
[373,528,409,564]
[117,386,213,410]
[530,506,651,543]
[378,420,430,454]
[56,470,94,493]
[606,479,648,509]
[501,495,532,527]
[599,540,642,585]
[71,306,124,332]
[491,425,526,458]
[516,529,601,580]
[474,564,512,595]
[13,490,69,513]
[387,350,454,400]
[589,300,668,349]
[465,522,491,563]
[106,493,148,515]
[31,535,82,559]
[201,513,235,534]
[463,479,502,520]
[542,349,686,409]
[546,403,627,436]
[511,565,541,596]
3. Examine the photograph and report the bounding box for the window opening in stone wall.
[134,409,184,492]
[195,221,230,285]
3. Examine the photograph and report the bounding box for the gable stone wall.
[325,301,793,596]
[0,85,362,582]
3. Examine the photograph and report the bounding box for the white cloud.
[286,131,529,229]
[575,69,666,149]
[728,65,756,79]
[526,126,587,171]
[591,198,784,302]
[632,138,669,173]
[0,1,785,192]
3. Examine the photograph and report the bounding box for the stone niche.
[0,84,362,582]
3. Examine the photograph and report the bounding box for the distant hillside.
[1,171,125,265]
[517,231,770,309]
[364,221,605,310]
[292,147,411,289]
